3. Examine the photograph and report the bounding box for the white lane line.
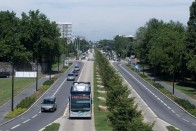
[160,100,164,103]
[167,106,171,110]
[163,103,167,106]
[11,124,21,129]
[176,114,181,117]
[32,114,38,118]
[157,98,160,101]
[53,78,67,96]
[171,110,175,113]
[22,119,31,123]
[182,118,189,122]
[192,123,196,126]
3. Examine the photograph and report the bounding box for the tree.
[186,0,196,80]
[0,11,31,64]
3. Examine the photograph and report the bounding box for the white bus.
[69,82,92,118]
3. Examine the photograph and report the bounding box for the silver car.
[67,73,75,81]
[41,96,57,112]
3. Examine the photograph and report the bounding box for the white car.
[74,65,80,71]
[67,73,75,81]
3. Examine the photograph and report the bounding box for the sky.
[0,0,194,41]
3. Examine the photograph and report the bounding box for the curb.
[0,64,73,127]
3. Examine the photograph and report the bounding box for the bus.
[69,82,92,118]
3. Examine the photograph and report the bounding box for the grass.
[0,78,35,105]
[43,123,60,131]
[94,62,112,131]
[166,126,180,131]
[127,65,196,117]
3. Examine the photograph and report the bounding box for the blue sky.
[0,0,194,41]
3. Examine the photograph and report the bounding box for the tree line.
[95,49,153,131]
[98,1,196,81]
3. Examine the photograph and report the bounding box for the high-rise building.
[57,22,72,44]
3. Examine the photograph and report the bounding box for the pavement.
[0,64,65,125]
[127,59,196,106]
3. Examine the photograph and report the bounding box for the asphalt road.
[113,62,196,131]
[58,52,95,131]
[0,61,84,131]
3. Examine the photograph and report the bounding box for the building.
[57,22,72,44]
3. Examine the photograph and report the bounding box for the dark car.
[67,73,75,81]
[41,96,57,112]
[72,69,78,76]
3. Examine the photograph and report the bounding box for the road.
[113,62,196,131]
[0,61,84,131]
[58,52,95,131]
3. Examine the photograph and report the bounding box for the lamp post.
[36,43,38,91]
[172,43,176,94]
[11,62,14,111]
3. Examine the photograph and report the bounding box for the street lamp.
[36,43,39,91]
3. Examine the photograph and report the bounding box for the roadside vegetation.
[5,64,70,118]
[0,78,35,105]
[128,65,196,117]
[43,123,60,131]
[94,61,112,131]
[94,49,153,131]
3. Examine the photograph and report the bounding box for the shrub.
[39,85,49,91]
[5,108,26,118]
[43,123,60,131]
[167,126,180,131]
[174,98,196,117]
[16,96,36,109]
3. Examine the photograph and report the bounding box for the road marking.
[63,103,69,116]
[160,100,164,103]
[163,103,167,106]
[182,118,189,122]
[176,114,181,117]
[53,78,67,96]
[192,123,196,126]
[11,124,21,129]
[32,114,38,118]
[171,110,175,113]
[22,119,31,123]
[167,106,171,110]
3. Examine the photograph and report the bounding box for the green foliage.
[16,96,36,109]
[5,108,26,118]
[43,123,60,131]
[173,98,196,116]
[186,1,196,79]
[166,126,180,131]
[94,49,153,131]
[39,85,49,91]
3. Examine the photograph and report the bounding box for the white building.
[57,22,72,44]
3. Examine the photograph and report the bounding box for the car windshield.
[43,99,54,104]
[68,74,74,76]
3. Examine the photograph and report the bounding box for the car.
[67,73,75,81]
[41,96,57,112]
[74,65,80,71]
[72,69,78,76]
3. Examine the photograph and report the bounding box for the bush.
[5,108,26,118]
[167,126,180,131]
[16,96,36,109]
[39,85,49,91]
[43,123,60,131]
[174,98,196,117]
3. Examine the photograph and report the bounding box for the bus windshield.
[71,95,91,111]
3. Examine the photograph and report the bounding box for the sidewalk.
[126,60,196,106]
[0,64,65,125]
[0,75,49,125]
